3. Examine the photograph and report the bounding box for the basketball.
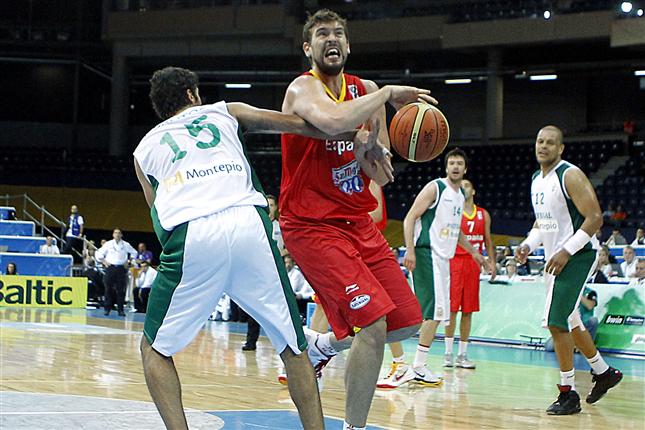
[389,102,450,162]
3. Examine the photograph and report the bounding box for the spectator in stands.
[267,194,285,254]
[5,262,17,275]
[620,246,638,278]
[6,208,16,220]
[62,205,85,263]
[629,259,645,287]
[605,228,627,246]
[284,254,314,321]
[96,228,137,316]
[597,245,614,278]
[602,203,615,221]
[39,236,60,255]
[587,265,608,284]
[632,228,645,246]
[82,241,104,305]
[504,259,518,281]
[135,242,154,266]
[611,205,628,226]
[134,261,157,313]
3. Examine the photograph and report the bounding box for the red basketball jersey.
[280,72,377,222]
[455,205,487,256]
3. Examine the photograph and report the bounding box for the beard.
[312,55,345,76]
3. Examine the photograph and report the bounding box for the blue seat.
[0,253,73,276]
[0,221,35,237]
[0,236,47,253]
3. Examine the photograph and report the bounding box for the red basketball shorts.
[281,216,422,340]
[449,254,481,313]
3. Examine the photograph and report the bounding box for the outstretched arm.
[284,75,435,136]
[226,102,356,140]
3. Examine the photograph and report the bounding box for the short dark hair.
[266,194,277,202]
[149,67,199,120]
[303,9,348,43]
[444,147,468,169]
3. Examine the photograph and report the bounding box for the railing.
[0,193,90,262]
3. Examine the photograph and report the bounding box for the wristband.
[562,229,591,256]
[521,228,542,253]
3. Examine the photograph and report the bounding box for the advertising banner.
[0,275,87,308]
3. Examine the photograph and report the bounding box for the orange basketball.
[389,103,450,162]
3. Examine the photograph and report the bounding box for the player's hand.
[545,249,570,276]
[354,119,394,183]
[514,244,530,264]
[472,252,486,270]
[403,248,416,272]
[487,257,497,281]
[385,85,438,110]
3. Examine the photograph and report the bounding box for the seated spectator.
[597,245,614,278]
[611,205,628,225]
[587,265,608,284]
[632,228,645,246]
[39,236,60,255]
[501,259,518,281]
[605,228,627,246]
[629,259,645,287]
[621,246,638,278]
[135,242,154,266]
[516,257,531,276]
[133,261,157,313]
[284,254,314,320]
[545,286,599,352]
[5,262,17,275]
[602,203,615,220]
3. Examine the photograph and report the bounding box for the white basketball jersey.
[133,102,266,231]
[530,160,599,259]
[414,178,465,259]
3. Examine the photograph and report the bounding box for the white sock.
[343,421,365,430]
[444,337,454,354]
[413,345,429,369]
[586,352,609,375]
[560,369,576,391]
[392,353,405,364]
[458,341,468,356]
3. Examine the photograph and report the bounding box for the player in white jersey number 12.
[515,125,622,415]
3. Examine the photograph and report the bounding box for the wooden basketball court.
[1,308,643,429]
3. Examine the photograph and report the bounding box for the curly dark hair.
[149,67,199,120]
[302,9,348,43]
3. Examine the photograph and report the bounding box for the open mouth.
[325,47,341,60]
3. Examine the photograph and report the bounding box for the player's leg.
[140,336,188,430]
[345,317,387,428]
[456,256,481,368]
[141,218,228,427]
[543,251,597,415]
[445,256,463,366]
[229,206,323,429]
[283,220,400,427]
[411,248,448,385]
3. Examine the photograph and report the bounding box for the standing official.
[96,228,137,316]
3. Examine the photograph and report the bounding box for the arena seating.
[0,220,72,276]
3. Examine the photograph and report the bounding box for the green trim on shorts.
[413,247,436,320]
[547,249,596,329]
[254,206,307,352]
[143,215,189,347]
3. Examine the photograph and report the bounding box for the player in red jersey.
[280,9,434,430]
[444,179,496,369]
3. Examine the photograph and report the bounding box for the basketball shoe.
[586,367,622,404]
[455,354,476,369]
[443,353,454,367]
[377,362,416,389]
[546,384,581,415]
[412,364,443,387]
